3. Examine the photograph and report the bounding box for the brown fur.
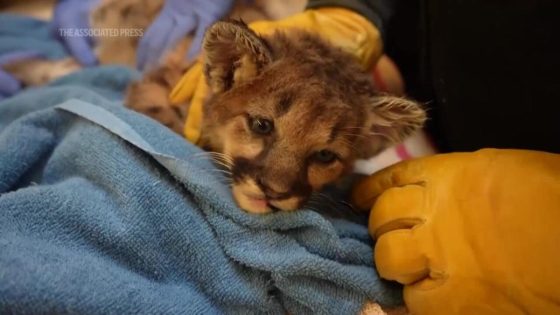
[199,21,426,213]
[125,63,189,134]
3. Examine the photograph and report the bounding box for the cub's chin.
[231,180,302,214]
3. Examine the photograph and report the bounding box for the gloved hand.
[169,7,383,144]
[136,0,234,71]
[51,0,99,66]
[0,51,43,100]
[352,149,560,315]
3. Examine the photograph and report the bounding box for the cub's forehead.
[242,66,361,124]
[246,88,350,122]
[275,102,355,142]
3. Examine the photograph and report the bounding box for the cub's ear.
[358,95,427,158]
[202,20,272,94]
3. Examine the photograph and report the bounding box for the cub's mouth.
[231,179,304,214]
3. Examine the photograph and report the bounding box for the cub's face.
[209,72,362,213]
[200,21,426,213]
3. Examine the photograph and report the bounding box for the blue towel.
[0,14,68,59]
[0,15,402,315]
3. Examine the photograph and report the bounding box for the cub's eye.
[314,150,337,164]
[249,117,274,135]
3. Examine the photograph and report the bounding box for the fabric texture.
[0,14,68,59]
[0,60,401,314]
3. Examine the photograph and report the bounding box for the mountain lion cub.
[197,20,426,214]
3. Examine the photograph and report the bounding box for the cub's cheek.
[221,120,263,161]
[307,162,345,190]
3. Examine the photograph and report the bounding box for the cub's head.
[200,21,426,214]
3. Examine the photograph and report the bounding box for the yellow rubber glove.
[352,149,560,315]
[169,7,382,144]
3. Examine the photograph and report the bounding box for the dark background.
[385,0,560,153]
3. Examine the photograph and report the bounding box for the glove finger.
[184,75,209,143]
[162,17,197,60]
[0,70,22,95]
[64,35,97,66]
[138,16,196,71]
[169,62,203,104]
[369,185,425,239]
[186,18,212,62]
[352,159,425,211]
[137,26,169,71]
[137,18,174,71]
[0,51,44,66]
[375,229,428,285]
